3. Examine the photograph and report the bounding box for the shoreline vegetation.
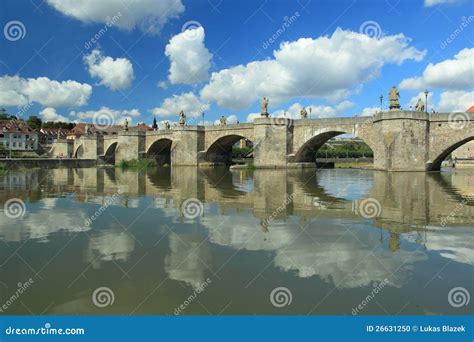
[0,163,7,176]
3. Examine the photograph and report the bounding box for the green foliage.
[118,159,157,170]
[42,121,75,129]
[316,140,373,158]
[26,116,42,130]
[0,163,7,176]
[245,162,255,171]
[232,146,253,158]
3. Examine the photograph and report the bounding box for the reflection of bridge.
[3,167,472,229]
[51,111,474,172]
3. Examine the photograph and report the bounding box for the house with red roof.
[0,120,38,153]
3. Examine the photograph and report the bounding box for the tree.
[26,116,42,130]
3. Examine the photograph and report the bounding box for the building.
[452,106,474,168]
[0,120,38,153]
[39,128,70,145]
[66,122,153,140]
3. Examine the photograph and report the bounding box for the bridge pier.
[253,117,293,168]
[116,131,146,164]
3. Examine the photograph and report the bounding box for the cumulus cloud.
[40,107,70,122]
[150,92,210,118]
[201,28,425,110]
[84,49,134,90]
[400,48,474,91]
[359,107,380,117]
[46,0,184,34]
[246,101,355,122]
[214,114,238,125]
[436,90,474,112]
[70,106,140,125]
[165,27,213,84]
[0,75,92,107]
[424,0,461,6]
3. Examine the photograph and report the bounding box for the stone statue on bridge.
[164,121,170,130]
[178,110,186,126]
[300,107,308,119]
[261,97,269,117]
[123,118,129,131]
[414,98,425,112]
[219,115,227,126]
[389,86,401,110]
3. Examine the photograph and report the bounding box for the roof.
[40,128,70,136]
[0,120,35,134]
[68,123,121,136]
[466,106,474,113]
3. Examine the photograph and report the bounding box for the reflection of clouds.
[317,169,373,200]
[85,229,135,268]
[273,224,427,288]
[405,226,474,265]
[0,198,90,242]
[165,232,210,289]
[201,214,295,251]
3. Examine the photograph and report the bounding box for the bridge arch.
[74,144,84,159]
[205,134,253,164]
[147,138,173,166]
[429,135,474,171]
[292,129,375,163]
[103,142,118,164]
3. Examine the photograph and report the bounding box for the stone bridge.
[51,110,474,172]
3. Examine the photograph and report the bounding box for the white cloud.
[400,48,474,91]
[40,107,70,122]
[150,92,210,118]
[214,114,238,125]
[424,0,461,6]
[0,75,92,107]
[84,49,134,90]
[359,107,380,116]
[70,106,140,125]
[436,90,474,112]
[165,27,213,84]
[246,101,354,122]
[201,28,425,110]
[46,0,184,34]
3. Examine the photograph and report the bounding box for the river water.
[0,167,472,315]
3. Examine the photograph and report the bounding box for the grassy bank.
[118,159,157,170]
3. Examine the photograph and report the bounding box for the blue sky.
[0,0,473,127]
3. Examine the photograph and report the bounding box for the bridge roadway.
[50,110,474,172]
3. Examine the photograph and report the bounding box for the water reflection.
[0,167,472,315]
